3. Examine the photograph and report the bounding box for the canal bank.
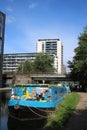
[65,92,87,130]
[42,92,80,130]
[42,92,87,130]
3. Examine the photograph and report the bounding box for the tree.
[68,26,87,91]
[34,53,55,73]
[17,53,55,74]
[17,60,34,74]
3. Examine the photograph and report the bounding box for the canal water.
[0,91,46,130]
[0,91,9,130]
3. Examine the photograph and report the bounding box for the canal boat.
[8,83,70,120]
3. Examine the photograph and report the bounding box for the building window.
[45,42,57,55]
[42,43,44,53]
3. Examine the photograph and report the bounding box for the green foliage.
[68,26,87,90]
[34,53,55,73]
[17,60,34,74]
[17,53,55,74]
[43,93,80,130]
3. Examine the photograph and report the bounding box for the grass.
[42,92,80,130]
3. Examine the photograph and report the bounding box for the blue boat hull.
[8,84,69,120]
[8,97,63,120]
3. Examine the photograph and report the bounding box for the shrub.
[43,92,80,130]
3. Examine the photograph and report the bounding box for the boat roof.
[13,84,59,88]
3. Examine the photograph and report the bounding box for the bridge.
[30,73,66,78]
[2,73,71,86]
[30,73,71,83]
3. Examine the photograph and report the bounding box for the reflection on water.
[8,117,46,130]
[0,91,46,130]
[0,91,10,130]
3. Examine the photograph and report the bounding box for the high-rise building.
[36,39,64,74]
[0,11,5,87]
[3,39,66,75]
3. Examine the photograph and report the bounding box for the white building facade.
[3,53,36,73]
[36,39,64,74]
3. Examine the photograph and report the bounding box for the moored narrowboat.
[8,84,69,120]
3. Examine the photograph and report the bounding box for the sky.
[0,0,87,68]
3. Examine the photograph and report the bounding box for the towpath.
[65,92,87,130]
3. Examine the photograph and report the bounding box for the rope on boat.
[33,106,54,113]
[22,98,54,114]
[8,105,49,121]
[8,113,45,121]
[23,101,50,119]
[8,103,52,121]
[27,106,48,118]
[8,100,54,121]
[27,103,54,114]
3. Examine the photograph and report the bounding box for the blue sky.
[0,0,87,67]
